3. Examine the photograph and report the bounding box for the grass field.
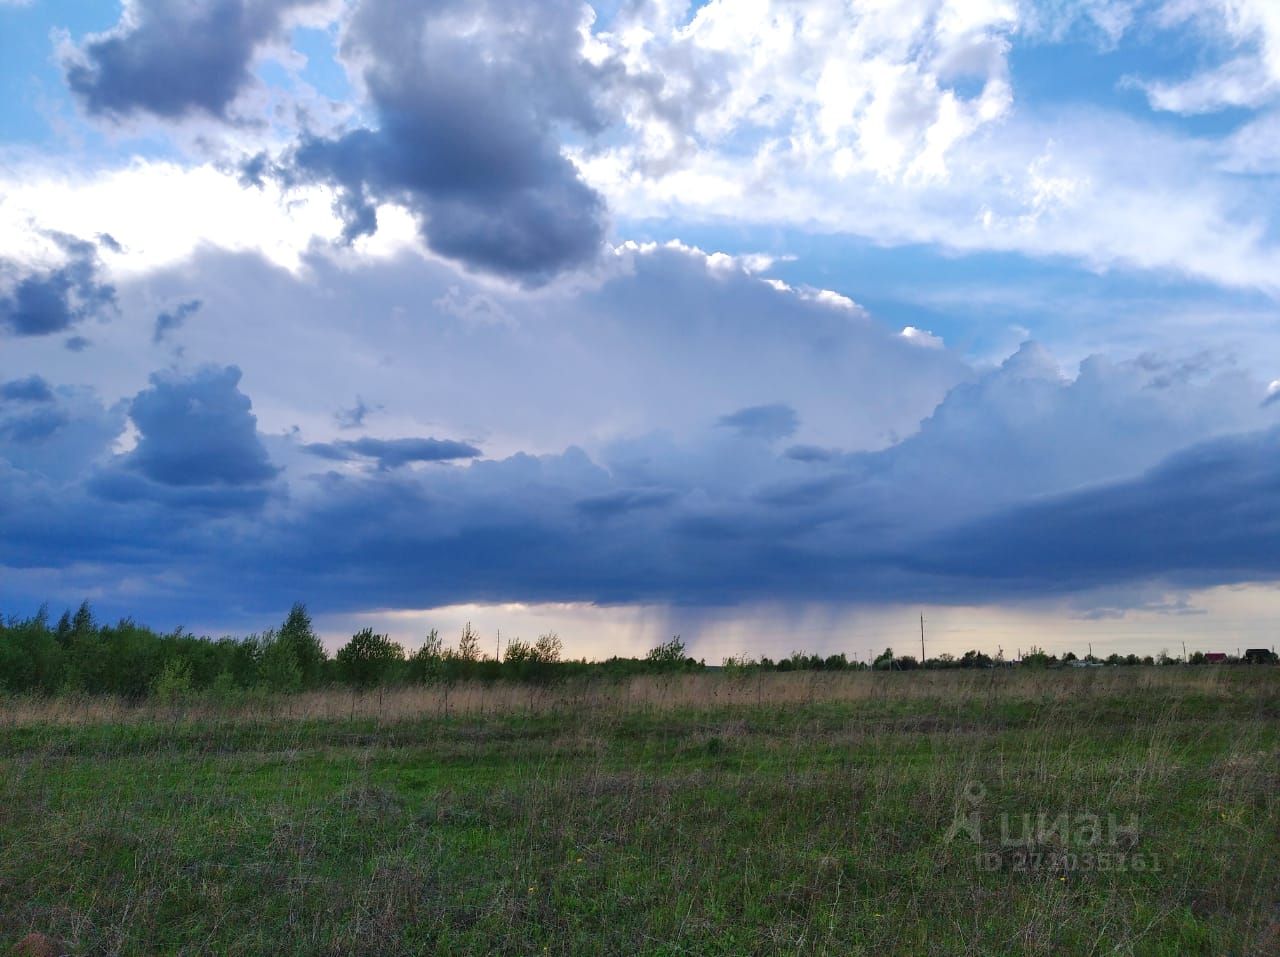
[2,668,1277,955]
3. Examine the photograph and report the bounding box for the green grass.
[1,669,1277,955]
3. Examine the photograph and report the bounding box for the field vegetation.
[1,654,1276,955]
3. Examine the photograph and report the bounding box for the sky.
[2,0,1280,661]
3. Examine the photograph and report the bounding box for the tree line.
[0,603,703,699]
[1,603,1273,700]
[725,645,1277,671]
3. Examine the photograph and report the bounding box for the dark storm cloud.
[575,488,679,519]
[0,407,70,444]
[303,436,481,469]
[153,299,203,343]
[785,445,839,463]
[0,371,277,594]
[90,468,275,512]
[0,384,125,482]
[0,375,63,441]
[920,428,1280,592]
[5,375,1280,616]
[0,376,55,403]
[63,0,320,120]
[752,475,851,508]
[0,234,117,337]
[285,0,608,279]
[718,403,800,441]
[123,365,278,487]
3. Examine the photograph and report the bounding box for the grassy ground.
[1,668,1277,956]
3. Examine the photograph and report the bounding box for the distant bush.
[647,635,686,664]
[960,650,994,669]
[1022,646,1052,670]
[646,636,701,673]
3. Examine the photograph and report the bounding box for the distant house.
[1244,649,1278,665]
[1204,653,1228,664]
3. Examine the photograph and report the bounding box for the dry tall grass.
[0,666,1247,727]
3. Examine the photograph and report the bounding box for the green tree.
[152,658,194,704]
[407,629,445,682]
[454,622,482,662]
[70,601,94,640]
[336,628,405,688]
[260,630,302,693]
[277,603,326,688]
[0,610,65,694]
[54,610,73,646]
[503,637,533,664]
[532,631,562,663]
[646,636,688,671]
[92,619,164,698]
[960,649,994,669]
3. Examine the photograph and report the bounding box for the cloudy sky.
[2,0,1279,660]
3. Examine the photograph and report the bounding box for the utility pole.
[1088,642,1093,661]
[496,628,501,663]
[920,614,926,664]
[1182,641,1187,663]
